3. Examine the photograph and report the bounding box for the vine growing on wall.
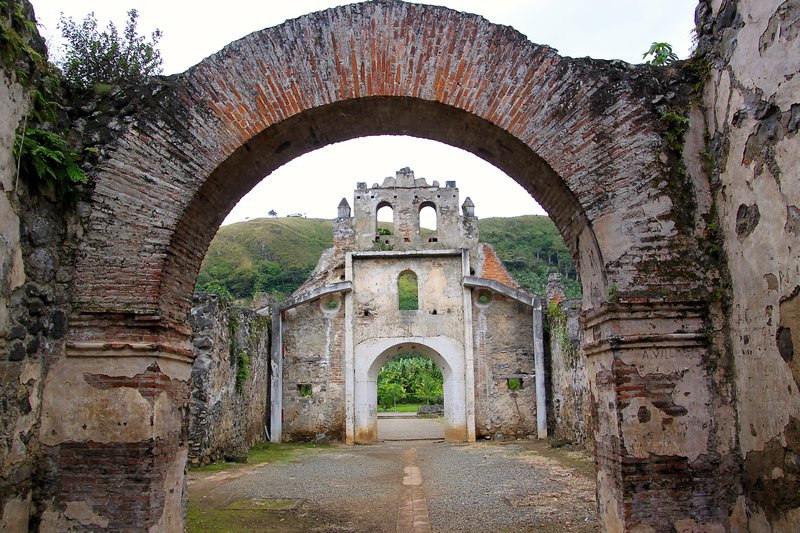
[227,312,253,394]
[234,349,250,393]
[2,0,88,197]
[546,301,578,369]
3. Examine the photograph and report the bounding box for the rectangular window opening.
[507,378,523,391]
[298,384,312,398]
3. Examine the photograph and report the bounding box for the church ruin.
[272,168,546,443]
[2,0,799,530]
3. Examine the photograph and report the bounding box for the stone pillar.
[461,249,476,442]
[37,345,191,531]
[269,304,282,443]
[583,301,734,531]
[344,252,355,444]
[533,295,547,439]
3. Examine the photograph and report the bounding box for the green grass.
[378,403,424,413]
[188,442,331,532]
[190,442,321,472]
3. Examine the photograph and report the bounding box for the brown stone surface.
[188,294,271,465]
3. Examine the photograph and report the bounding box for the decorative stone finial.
[338,198,351,218]
[462,197,475,217]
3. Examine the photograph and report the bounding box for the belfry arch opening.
[376,201,394,238]
[419,202,438,241]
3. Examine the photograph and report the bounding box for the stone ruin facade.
[272,168,547,443]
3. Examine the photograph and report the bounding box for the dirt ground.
[187,439,598,532]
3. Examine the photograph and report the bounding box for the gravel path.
[188,440,598,532]
[420,442,597,532]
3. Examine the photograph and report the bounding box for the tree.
[642,42,678,66]
[268,209,278,217]
[57,9,163,90]
[377,382,405,411]
[414,373,443,406]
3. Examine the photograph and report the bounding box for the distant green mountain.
[196,215,580,303]
[477,215,580,297]
[196,217,334,301]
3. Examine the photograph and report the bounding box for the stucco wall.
[352,254,465,343]
[699,0,800,528]
[188,294,271,465]
[472,292,537,439]
[281,293,346,441]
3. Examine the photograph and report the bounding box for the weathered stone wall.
[472,292,537,439]
[698,0,800,528]
[188,294,270,465]
[546,299,592,450]
[1,54,85,530]
[281,294,346,442]
[0,55,34,533]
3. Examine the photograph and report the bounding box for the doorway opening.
[377,352,445,440]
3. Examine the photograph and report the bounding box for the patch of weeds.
[190,442,322,473]
[234,349,249,393]
[660,110,690,153]
[247,442,322,464]
[606,284,619,303]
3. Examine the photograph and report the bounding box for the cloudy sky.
[31,0,698,224]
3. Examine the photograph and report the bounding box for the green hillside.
[196,215,580,304]
[196,217,334,301]
[478,215,580,297]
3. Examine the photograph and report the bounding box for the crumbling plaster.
[698,0,800,527]
[0,73,26,326]
[282,296,346,441]
[706,0,800,460]
[472,293,537,439]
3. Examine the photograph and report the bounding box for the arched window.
[419,202,437,242]
[398,270,418,310]
[376,201,393,237]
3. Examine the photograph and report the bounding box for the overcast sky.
[31,0,698,225]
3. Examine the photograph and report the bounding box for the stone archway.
[37,2,735,531]
[355,338,466,443]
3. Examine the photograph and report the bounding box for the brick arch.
[51,2,732,531]
[71,0,687,347]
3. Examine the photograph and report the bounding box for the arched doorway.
[38,2,727,530]
[355,339,466,443]
[376,352,445,440]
